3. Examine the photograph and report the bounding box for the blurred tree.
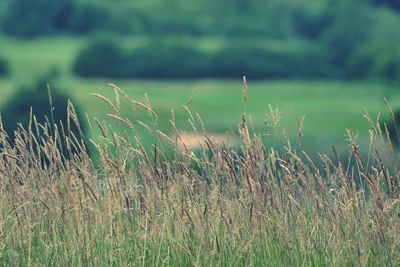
[72,39,130,78]
[3,0,400,81]
[346,7,400,80]
[66,3,110,34]
[2,0,73,37]
[1,0,108,37]
[292,2,332,40]
[321,0,373,71]
[348,42,400,80]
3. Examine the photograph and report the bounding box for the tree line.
[0,0,399,80]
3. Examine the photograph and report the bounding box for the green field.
[1,37,399,151]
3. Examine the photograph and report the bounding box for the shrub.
[0,78,86,157]
[72,40,130,78]
[0,57,8,76]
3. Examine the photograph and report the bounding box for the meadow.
[1,37,400,153]
[0,82,398,266]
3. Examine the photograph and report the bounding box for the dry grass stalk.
[242,76,248,103]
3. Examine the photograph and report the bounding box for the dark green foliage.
[373,0,400,11]
[0,79,86,155]
[73,39,336,79]
[67,0,400,81]
[72,40,130,78]
[292,8,332,39]
[2,0,395,39]
[343,4,400,80]
[73,40,210,79]
[1,0,108,37]
[0,57,8,76]
[128,41,210,79]
[383,110,400,145]
[66,4,110,34]
[321,0,372,69]
[2,0,74,37]
[3,0,400,80]
[347,42,400,80]
[209,43,335,79]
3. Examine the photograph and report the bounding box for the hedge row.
[73,40,336,79]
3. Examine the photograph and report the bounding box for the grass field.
[0,85,398,266]
[0,37,400,266]
[1,36,400,152]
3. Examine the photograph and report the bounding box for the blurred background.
[0,0,400,153]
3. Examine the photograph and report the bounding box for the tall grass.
[0,82,399,266]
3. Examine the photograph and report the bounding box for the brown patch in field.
[174,132,236,150]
